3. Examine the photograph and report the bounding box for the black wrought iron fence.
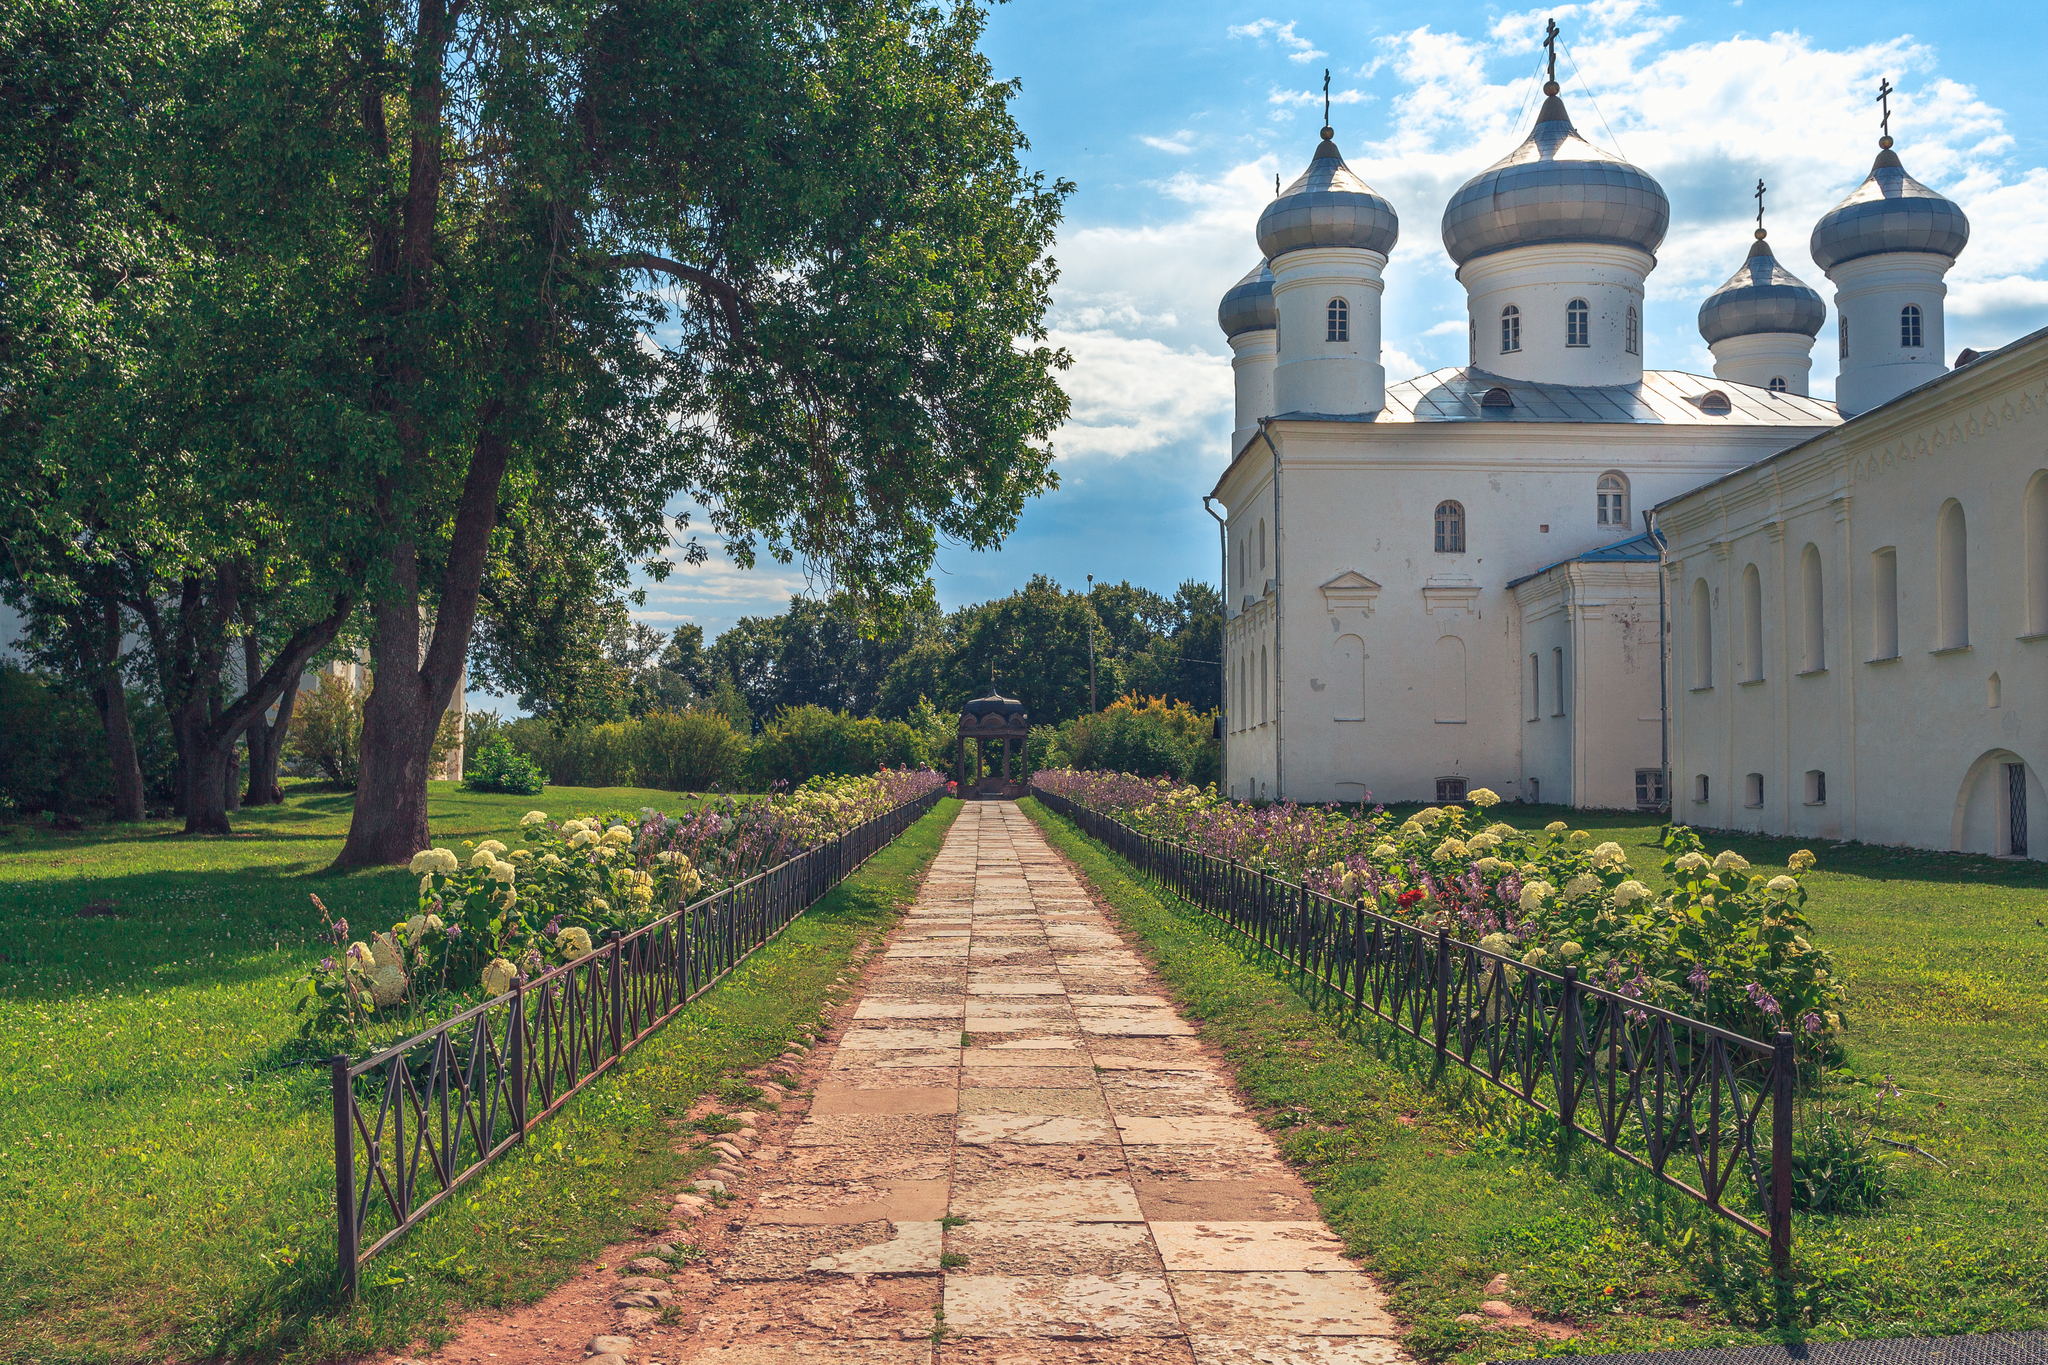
[329,788,942,1295]
[1031,786,1797,1275]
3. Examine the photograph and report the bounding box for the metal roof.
[1810,147,1969,271]
[1256,133,1401,261]
[1283,368,1842,426]
[1507,530,1663,589]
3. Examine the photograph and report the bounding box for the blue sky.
[512,0,2048,713]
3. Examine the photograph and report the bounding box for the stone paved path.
[678,801,1408,1364]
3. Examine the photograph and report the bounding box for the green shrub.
[463,734,546,795]
[0,664,112,816]
[1057,696,1218,786]
[631,710,745,790]
[746,705,929,789]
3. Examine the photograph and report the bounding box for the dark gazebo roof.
[958,690,1029,734]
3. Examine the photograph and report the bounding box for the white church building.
[1213,71,2046,859]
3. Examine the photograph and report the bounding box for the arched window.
[1566,298,1590,347]
[1800,543,1825,672]
[1937,498,1969,650]
[1625,305,1640,356]
[1258,518,1267,571]
[1901,304,1924,349]
[1768,376,1788,393]
[1327,297,1349,343]
[1741,563,1764,682]
[1500,305,1521,353]
[1597,472,1629,527]
[1691,579,1713,689]
[1434,500,1466,554]
[1871,548,1899,660]
[2026,471,2048,637]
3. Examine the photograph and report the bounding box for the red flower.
[1396,888,1425,910]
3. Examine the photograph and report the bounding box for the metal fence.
[330,788,942,1295]
[1031,786,1797,1274]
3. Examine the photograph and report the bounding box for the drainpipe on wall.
[1257,420,1284,803]
[1648,509,1670,814]
[1203,494,1229,799]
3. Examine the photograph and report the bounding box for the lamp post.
[1085,574,1097,713]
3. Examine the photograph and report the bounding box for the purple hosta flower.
[445,924,463,941]
[1801,1011,1824,1033]
[1500,872,1524,908]
[319,957,339,973]
[1878,1073,1904,1101]
[331,918,349,941]
[1745,982,1782,1016]
[1688,963,1711,995]
[545,916,562,938]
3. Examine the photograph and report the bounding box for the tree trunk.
[179,697,235,835]
[245,671,299,805]
[89,597,147,822]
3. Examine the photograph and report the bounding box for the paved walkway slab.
[674,801,1408,1362]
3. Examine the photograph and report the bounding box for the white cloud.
[1046,328,1232,462]
[1267,86,1373,109]
[1141,131,1197,155]
[1228,18,1326,63]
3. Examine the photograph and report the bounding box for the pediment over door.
[1319,570,1382,613]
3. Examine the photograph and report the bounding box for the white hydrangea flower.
[1466,832,1499,853]
[1713,850,1751,872]
[601,825,633,846]
[475,839,508,857]
[1372,841,1398,858]
[1467,787,1501,808]
[1590,841,1628,870]
[481,958,519,995]
[487,859,516,884]
[1564,873,1601,898]
[1544,821,1568,835]
[520,811,549,826]
[1612,880,1651,908]
[558,926,594,959]
[568,829,598,849]
[1673,851,1711,874]
[1557,940,1584,960]
[1432,837,1470,861]
[1766,874,1798,898]
[1519,880,1554,913]
[1479,931,1514,955]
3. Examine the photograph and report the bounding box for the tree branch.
[613,253,752,350]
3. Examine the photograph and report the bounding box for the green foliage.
[497,710,743,791]
[1786,1105,1899,1215]
[0,664,114,816]
[745,705,930,789]
[289,675,459,789]
[1056,695,1219,785]
[464,735,547,796]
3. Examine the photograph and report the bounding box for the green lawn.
[1024,797,2048,1359]
[0,782,959,1365]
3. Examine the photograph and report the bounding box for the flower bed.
[1031,769,1843,1047]
[296,769,945,1041]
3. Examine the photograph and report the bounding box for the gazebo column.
[1001,736,1011,783]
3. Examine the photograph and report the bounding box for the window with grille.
[1327,297,1349,343]
[1469,319,1476,363]
[1839,316,1848,359]
[1625,306,1640,355]
[1567,298,1590,347]
[1769,376,1788,392]
[1500,305,1521,353]
[1637,770,1667,809]
[1597,472,1628,526]
[1901,304,1923,349]
[1436,776,1468,803]
[1434,500,1465,554]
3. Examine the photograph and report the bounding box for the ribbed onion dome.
[1441,92,1669,266]
[1809,143,1970,271]
[1254,128,1400,262]
[1217,260,1277,337]
[1697,233,1827,344]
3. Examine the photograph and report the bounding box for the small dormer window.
[1901,303,1923,349]
[1566,298,1590,347]
[1768,376,1788,393]
[1327,297,1349,343]
[1480,386,1514,409]
[1500,305,1521,354]
[1625,306,1640,356]
[1696,389,1732,415]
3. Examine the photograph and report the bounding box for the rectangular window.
[1690,773,1708,805]
[1552,648,1565,715]
[1637,770,1668,809]
[1436,776,1468,803]
[1529,777,1541,803]
[1745,772,1764,808]
[1805,769,1827,806]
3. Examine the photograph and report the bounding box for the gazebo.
[957,690,1029,797]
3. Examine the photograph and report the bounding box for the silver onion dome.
[1217,260,1277,337]
[1698,234,1826,344]
[1441,93,1669,266]
[1809,144,1969,271]
[1254,129,1400,262]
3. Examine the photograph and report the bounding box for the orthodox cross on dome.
[1543,17,1560,88]
[1755,177,1767,234]
[1322,67,1331,129]
[1876,76,1894,141]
